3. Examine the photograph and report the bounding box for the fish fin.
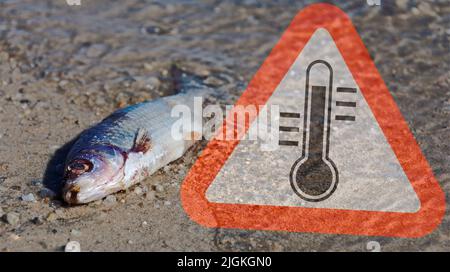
[131,128,152,154]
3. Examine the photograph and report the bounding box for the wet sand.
[0,0,449,251]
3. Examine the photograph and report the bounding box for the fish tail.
[170,64,214,100]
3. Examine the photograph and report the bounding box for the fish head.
[62,145,126,204]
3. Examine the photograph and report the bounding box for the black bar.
[279,140,299,146]
[279,126,300,132]
[280,112,301,118]
[336,87,357,93]
[335,115,356,121]
[336,101,356,107]
[1,252,444,271]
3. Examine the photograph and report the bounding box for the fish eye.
[66,159,94,178]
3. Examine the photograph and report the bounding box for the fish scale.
[69,100,174,156]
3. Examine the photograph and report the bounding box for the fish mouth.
[62,145,128,204]
[63,183,81,205]
[62,170,127,205]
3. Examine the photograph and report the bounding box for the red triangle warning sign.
[180,3,445,237]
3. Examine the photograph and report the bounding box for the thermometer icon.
[290,60,338,202]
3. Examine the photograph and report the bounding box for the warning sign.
[181,3,445,237]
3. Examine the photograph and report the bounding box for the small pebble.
[204,76,224,86]
[30,180,42,186]
[9,234,20,241]
[39,188,56,199]
[164,200,171,206]
[154,184,164,193]
[0,162,8,171]
[21,193,36,202]
[142,221,148,227]
[65,241,81,252]
[141,25,166,35]
[58,80,69,88]
[86,44,107,58]
[4,212,20,226]
[0,207,4,217]
[70,229,82,237]
[143,63,154,71]
[46,212,57,222]
[103,195,117,205]
[134,186,143,195]
[95,96,106,106]
[128,240,134,244]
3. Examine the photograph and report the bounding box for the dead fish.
[62,70,211,204]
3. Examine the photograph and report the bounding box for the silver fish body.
[62,76,209,204]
